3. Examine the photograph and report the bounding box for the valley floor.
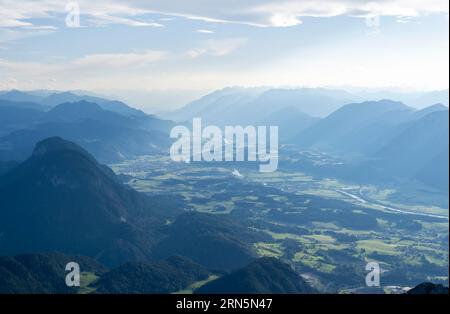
[110,153,449,293]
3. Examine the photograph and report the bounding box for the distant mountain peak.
[358,99,408,108]
[54,91,77,96]
[49,100,103,114]
[0,90,43,103]
[410,103,449,120]
[421,103,448,111]
[4,89,21,94]
[32,136,93,160]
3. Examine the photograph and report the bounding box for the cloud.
[245,0,449,26]
[0,0,160,30]
[0,40,246,84]
[196,29,215,34]
[0,0,61,29]
[87,14,164,27]
[71,51,167,68]
[0,50,167,79]
[184,38,247,58]
[0,38,246,91]
[0,0,448,31]
[0,26,56,45]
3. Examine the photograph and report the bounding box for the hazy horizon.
[1,85,448,114]
[1,0,449,112]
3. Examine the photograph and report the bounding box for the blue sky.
[0,0,448,110]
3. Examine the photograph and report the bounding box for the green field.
[172,275,219,294]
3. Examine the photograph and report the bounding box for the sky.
[0,0,449,111]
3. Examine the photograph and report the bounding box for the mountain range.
[166,88,448,192]
[1,250,444,294]
[1,88,448,191]
[165,87,448,123]
[0,90,146,117]
[293,100,448,191]
[1,89,448,191]
[165,87,358,124]
[0,252,316,294]
[0,98,173,163]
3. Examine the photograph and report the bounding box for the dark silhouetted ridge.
[196,257,315,294]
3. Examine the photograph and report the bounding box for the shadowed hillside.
[196,257,315,294]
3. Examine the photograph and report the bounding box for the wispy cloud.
[0,0,448,31]
[71,51,167,68]
[0,39,245,85]
[196,29,215,34]
[87,14,164,27]
[0,0,160,29]
[0,50,167,78]
[185,38,247,59]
